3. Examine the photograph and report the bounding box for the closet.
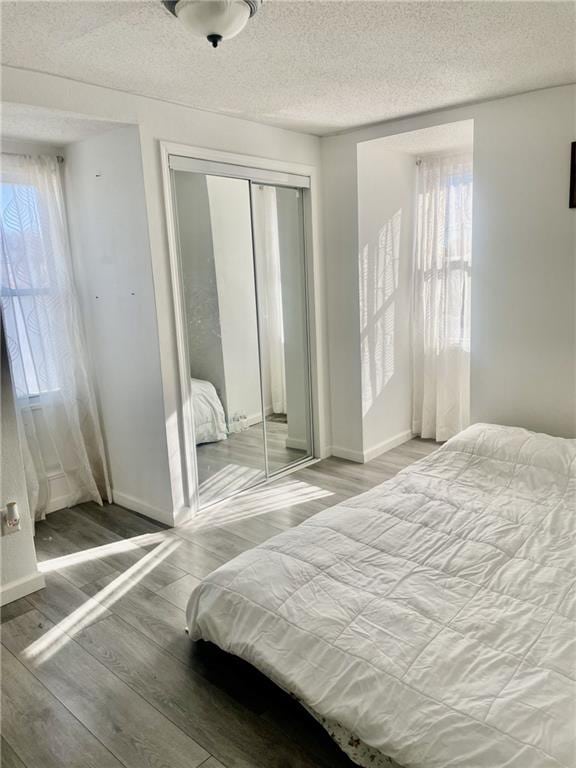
[168,155,314,508]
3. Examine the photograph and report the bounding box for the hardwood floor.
[1,439,437,768]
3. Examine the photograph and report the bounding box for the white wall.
[357,145,416,461]
[65,125,173,522]
[471,88,575,437]
[1,326,44,606]
[323,84,576,457]
[3,65,324,524]
[321,136,364,458]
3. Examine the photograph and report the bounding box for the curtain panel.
[411,152,473,442]
[1,153,110,519]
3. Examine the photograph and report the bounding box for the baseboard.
[243,406,274,428]
[111,491,173,526]
[285,436,309,451]
[362,430,413,463]
[244,412,263,428]
[330,444,365,463]
[0,571,45,606]
[46,471,71,514]
[330,430,413,464]
[46,484,172,525]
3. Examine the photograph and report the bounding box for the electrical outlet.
[1,502,21,536]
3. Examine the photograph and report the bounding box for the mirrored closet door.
[251,183,312,475]
[169,157,313,509]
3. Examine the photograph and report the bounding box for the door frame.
[160,141,326,519]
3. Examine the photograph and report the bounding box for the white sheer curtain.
[252,185,287,414]
[411,152,473,442]
[1,153,110,519]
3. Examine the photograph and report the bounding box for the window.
[412,152,473,441]
[1,181,58,398]
[1,152,110,518]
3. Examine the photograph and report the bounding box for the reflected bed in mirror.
[191,381,308,508]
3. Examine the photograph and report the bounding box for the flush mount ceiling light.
[162,0,262,48]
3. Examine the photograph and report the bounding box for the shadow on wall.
[360,208,402,418]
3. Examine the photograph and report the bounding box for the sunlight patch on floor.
[198,462,264,502]
[192,477,333,529]
[24,538,181,664]
[37,531,169,573]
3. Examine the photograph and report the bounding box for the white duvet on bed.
[191,378,227,444]
[187,424,576,768]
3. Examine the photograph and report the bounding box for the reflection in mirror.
[172,171,266,507]
[252,184,312,474]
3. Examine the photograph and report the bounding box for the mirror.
[171,161,313,509]
[251,184,312,474]
[173,171,266,506]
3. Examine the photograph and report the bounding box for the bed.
[186,423,576,768]
[191,377,227,444]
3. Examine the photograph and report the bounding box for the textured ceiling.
[1,103,125,144]
[1,1,575,136]
[366,120,474,156]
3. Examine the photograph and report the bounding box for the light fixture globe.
[163,0,261,47]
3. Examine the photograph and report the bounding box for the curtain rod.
[2,150,64,163]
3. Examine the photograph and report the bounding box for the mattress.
[186,424,576,768]
[191,377,227,444]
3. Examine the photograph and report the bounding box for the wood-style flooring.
[197,420,308,505]
[1,438,437,768]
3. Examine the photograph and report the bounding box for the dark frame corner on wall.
[570,142,576,209]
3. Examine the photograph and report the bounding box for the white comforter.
[191,378,227,444]
[187,424,576,768]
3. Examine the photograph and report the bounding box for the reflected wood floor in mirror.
[1,439,437,768]
[197,420,307,505]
